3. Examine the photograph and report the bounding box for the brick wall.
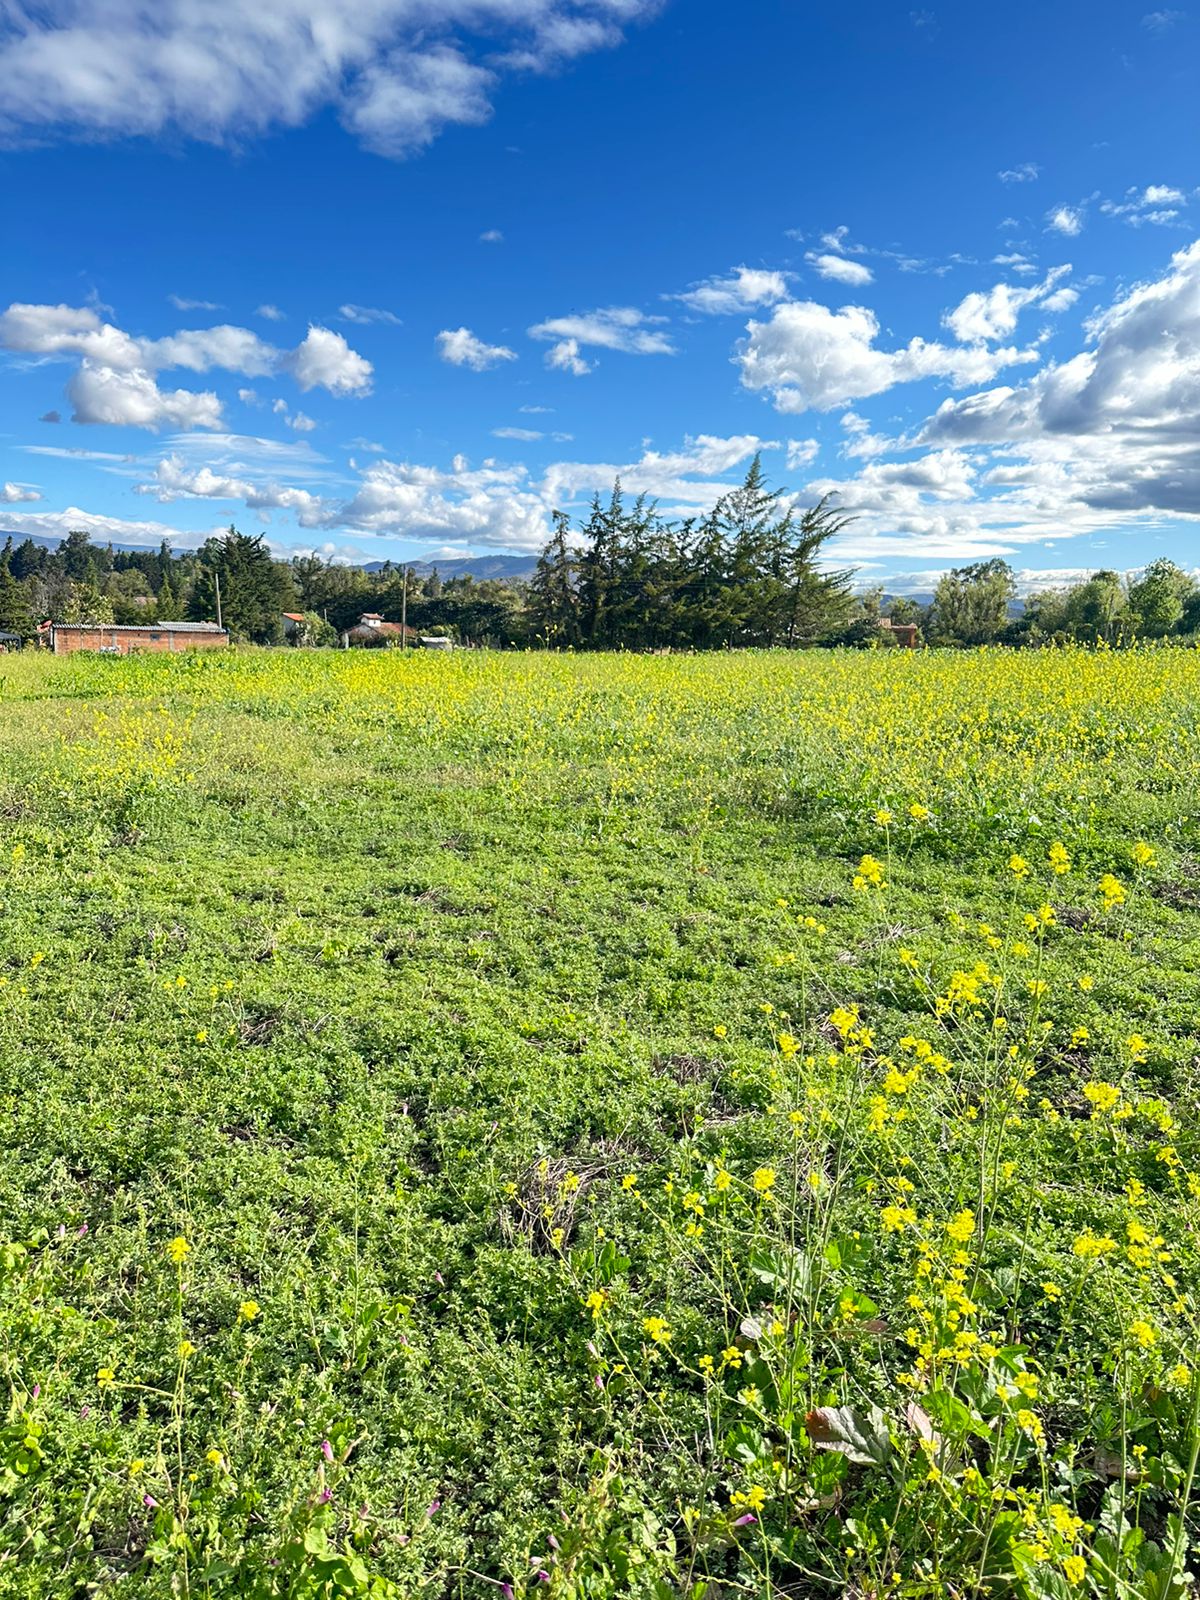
[51,627,229,655]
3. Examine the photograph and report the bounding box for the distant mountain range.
[361,554,538,581]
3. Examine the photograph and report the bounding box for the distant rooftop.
[51,621,226,633]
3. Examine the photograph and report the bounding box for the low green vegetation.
[1,644,1198,1599]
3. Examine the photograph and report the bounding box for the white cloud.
[1100,184,1188,226]
[541,433,774,512]
[287,411,318,432]
[528,306,674,356]
[807,253,874,287]
[136,453,328,523]
[0,2,658,159]
[1142,9,1185,28]
[800,238,1200,567]
[674,266,792,315]
[1046,205,1085,236]
[544,338,592,375]
[338,304,402,325]
[256,304,285,321]
[169,294,222,311]
[493,426,544,441]
[993,253,1038,275]
[286,326,373,394]
[436,326,518,370]
[144,325,280,375]
[480,228,504,243]
[1,481,41,502]
[0,504,223,549]
[333,456,549,546]
[998,162,1039,183]
[942,265,1073,342]
[1144,183,1186,205]
[785,438,820,469]
[920,238,1200,518]
[67,361,223,430]
[339,44,493,158]
[0,303,372,428]
[737,300,1039,413]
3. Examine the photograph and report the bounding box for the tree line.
[2,457,1198,650]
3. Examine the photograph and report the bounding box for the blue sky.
[1,0,1198,589]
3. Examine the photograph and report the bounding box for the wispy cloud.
[435,326,517,370]
[338,304,402,326]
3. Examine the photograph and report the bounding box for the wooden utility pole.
[401,568,408,648]
[214,570,223,632]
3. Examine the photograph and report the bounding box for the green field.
[2,645,1199,1600]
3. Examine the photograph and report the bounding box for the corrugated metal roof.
[51,621,226,633]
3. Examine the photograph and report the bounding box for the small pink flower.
[320,1488,333,1503]
[79,1405,90,1419]
[733,1513,757,1527]
[143,1494,158,1509]
[31,1384,40,1399]
[426,1498,441,1517]
[434,1271,445,1286]
[501,1586,514,1600]
[320,1439,334,1462]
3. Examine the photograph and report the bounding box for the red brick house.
[48,621,229,656]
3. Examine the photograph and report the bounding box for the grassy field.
[1,645,1199,1600]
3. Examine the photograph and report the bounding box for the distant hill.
[361,554,538,581]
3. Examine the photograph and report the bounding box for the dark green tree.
[528,512,580,646]
[188,527,294,643]
[0,562,34,640]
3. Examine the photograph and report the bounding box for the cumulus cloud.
[436,327,518,370]
[256,304,285,321]
[785,439,820,469]
[67,362,224,429]
[803,238,1200,566]
[942,265,1074,343]
[737,299,1039,413]
[1046,205,1085,236]
[674,266,791,315]
[998,162,1039,183]
[136,453,328,523]
[1,481,41,502]
[493,426,544,441]
[529,306,674,357]
[807,253,874,286]
[480,229,504,243]
[920,238,1200,516]
[0,302,373,428]
[544,338,592,375]
[0,1,658,159]
[286,326,373,393]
